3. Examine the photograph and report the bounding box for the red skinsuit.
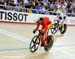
[35,17,51,33]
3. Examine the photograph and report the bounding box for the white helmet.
[58,12,66,20]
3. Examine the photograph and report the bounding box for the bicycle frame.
[38,30,49,45]
[29,30,54,52]
[37,30,43,43]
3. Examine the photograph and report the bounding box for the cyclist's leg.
[44,30,48,45]
[42,29,49,45]
[59,21,64,30]
[40,29,46,46]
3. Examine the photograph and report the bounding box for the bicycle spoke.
[31,44,35,48]
[36,40,40,44]
[32,40,36,43]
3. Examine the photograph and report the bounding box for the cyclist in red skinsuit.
[33,17,52,46]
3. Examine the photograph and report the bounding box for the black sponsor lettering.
[0,10,28,22]
[23,14,28,21]
[5,12,7,20]
[18,13,23,21]
[8,12,12,20]
[0,11,4,19]
[13,13,17,21]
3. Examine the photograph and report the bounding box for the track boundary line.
[0,21,75,26]
[54,48,75,59]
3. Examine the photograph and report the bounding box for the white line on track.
[0,29,75,59]
[0,29,30,44]
[53,48,75,59]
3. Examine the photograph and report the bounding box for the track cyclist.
[33,17,52,46]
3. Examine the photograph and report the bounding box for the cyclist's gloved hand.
[40,30,44,35]
[33,29,36,34]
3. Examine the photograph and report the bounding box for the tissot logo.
[0,11,28,22]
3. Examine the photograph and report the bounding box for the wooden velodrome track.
[0,22,75,59]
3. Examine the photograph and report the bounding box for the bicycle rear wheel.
[29,35,40,53]
[60,24,67,34]
[44,35,54,52]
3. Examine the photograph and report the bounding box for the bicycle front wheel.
[51,24,57,34]
[29,35,40,53]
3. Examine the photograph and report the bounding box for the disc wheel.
[60,24,67,34]
[44,35,54,52]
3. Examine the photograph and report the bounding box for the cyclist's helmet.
[36,17,43,23]
[58,13,66,20]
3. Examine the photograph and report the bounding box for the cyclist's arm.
[35,23,40,31]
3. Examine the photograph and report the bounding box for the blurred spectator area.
[0,0,75,16]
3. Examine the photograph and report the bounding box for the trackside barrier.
[0,10,75,26]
